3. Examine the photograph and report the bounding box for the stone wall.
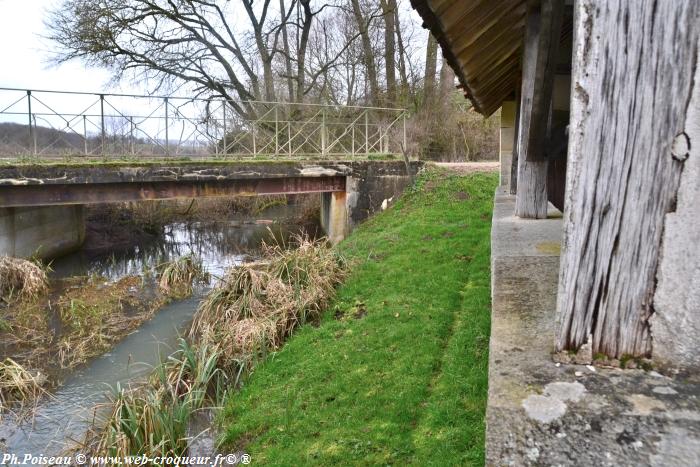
[651,57,700,372]
[320,161,423,243]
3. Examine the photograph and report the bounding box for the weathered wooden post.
[514,0,563,218]
[499,100,517,190]
[556,0,700,362]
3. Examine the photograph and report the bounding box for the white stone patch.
[653,386,678,395]
[544,381,587,402]
[525,447,540,461]
[300,166,342,177]
[626,394,667,416]
[522,381,587,424]
[522,395,567,423]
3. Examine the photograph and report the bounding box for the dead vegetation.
[0,357,47,420]
[83,235,346,456]
[157,255,210,299]
[191,234,346,370]
[0,256,49,304]
[0,254,209,414]
[54,275,169,369]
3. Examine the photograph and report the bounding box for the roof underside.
[411,0,528,116]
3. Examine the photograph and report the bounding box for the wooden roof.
[411,0,528,116]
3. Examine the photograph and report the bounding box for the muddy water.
[0,206,313,456]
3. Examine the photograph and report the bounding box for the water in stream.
[0,205,313,456]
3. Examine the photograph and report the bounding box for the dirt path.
[433,161,500,174]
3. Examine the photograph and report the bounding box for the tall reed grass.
[191,234,346,369]
[157,255,210,298]
[85,339,225,457]
[85,234,345,456]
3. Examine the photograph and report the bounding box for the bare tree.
[47,0,360,116]
[423,32,438,102]
[380,0,397,103]
[350,0,380,103]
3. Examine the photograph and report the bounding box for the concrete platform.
[487,188,700,466]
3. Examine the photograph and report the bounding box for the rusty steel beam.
[0,176,346,207]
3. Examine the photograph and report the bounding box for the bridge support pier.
[0,205,85,260]
[320,176,358,245]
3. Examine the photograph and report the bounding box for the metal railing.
[0,87,408,159]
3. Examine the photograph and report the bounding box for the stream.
[0,204,313,457]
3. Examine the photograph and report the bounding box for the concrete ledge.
[487,188,700,466]
[0,161,422,186]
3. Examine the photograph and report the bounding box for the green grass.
[220,168,497,466]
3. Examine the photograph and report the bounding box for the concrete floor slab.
[487,189,700,466]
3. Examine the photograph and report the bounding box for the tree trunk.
[380,0,397,104]
[295,0,313,103]
[439,58,454,97]
[394,4,409,96]
[423,32,438,103]
[351,0,379,104]
[279,0,295,101]
[555,0,700,359]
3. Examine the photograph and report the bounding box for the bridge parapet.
[0,88,407,159]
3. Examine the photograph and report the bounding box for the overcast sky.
[0,0,141,93]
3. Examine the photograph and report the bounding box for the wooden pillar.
[499,101,517,190]
[510,84,521,195]
[555,0,700,359]
[514,0,563,218]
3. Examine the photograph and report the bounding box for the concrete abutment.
[0,205,85,260]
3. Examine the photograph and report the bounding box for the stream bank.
[0,194,320,456]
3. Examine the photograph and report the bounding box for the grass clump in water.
[0,357,46,419]
[157,255,210,298]
[0,256,48,304]
[85,339,226,457]
[55,275,169,369]
[191,234,345,370]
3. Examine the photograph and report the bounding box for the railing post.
[164,97,169,156]
[402,112,407,154]
[222,102,227,156]
[351,120,355,157]
[288,121,292,157]
[321,108,327,157]
[83,115,88,155]
[100,94,105,155]
[252,126,257,156]
[26,90,35,155]
[365,111,369,156]
[275,106,279,156]
[129,116,135,155]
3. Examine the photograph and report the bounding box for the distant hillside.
[0,122,85,153]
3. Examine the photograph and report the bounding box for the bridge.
[0,88,420,259]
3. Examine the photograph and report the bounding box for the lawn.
[220,168,498,466]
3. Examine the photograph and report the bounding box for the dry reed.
[0,357,47,419]
[0,256,48,304]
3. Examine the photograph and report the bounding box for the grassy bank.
[220,168,497,465]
